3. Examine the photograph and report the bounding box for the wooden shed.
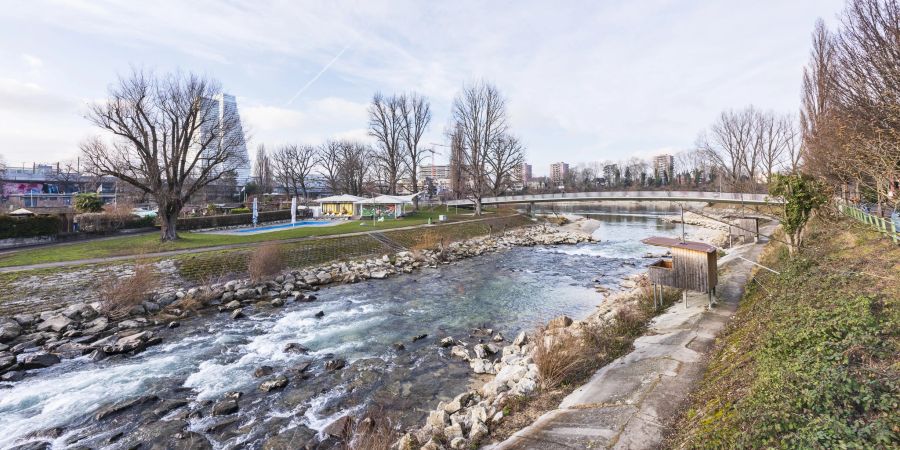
[642,236,718,307]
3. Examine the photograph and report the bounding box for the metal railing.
[839,203,900,244]
[445,190,781,206]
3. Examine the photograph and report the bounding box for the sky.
[0,0,845,176]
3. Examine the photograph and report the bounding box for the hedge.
[0,215,60,239]
[174,209,293,230]
[76,213,155,233]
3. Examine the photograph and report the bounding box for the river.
[0,213,694,449]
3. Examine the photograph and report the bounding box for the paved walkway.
[0,215,503,274]
[492,228,774,450]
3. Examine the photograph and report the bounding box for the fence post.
[892,221,899,244]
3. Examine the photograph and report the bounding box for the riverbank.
[0,223,606,449]
[668,217,899,448]
[393,214,733,449]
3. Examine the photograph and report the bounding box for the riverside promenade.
[492,226,775,449]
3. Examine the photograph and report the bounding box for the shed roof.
[315,194,365,203]
[641,236,717,253]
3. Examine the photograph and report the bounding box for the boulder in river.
[314,310,325,319]
[95,395,159,420]
[283,342,309,354]
[0,321,22,342]
[36,315,72,333]
[440,337,457,348]
[18,352,60,370]
[259,375,288,392]
[325,358,346,371]
[230,308,245,320]
[211,398,239,416]
[323,415,353,439]
[412,333,428,342]
[254,366,274,378]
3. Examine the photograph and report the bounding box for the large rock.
[322,415,352,439]
[283,343,309,354]
[370,270,388,279]
[325,359,346,371]
[512,331,528,346]
[12,314,35,327]
[102,331,160,355]
[95,395,159,420]
[211,398,239,416]
[450,346,471,361]
[547,315,573,329]
[18,352,61,370]
[0,353,15,370]
[426,409,449,428]
[469,420,489,442]
[469,358,494,374]
[0,322,22,342]
[443,392,472,414]
[259,375,288,392]
[36,315,72,333]
[83,317,109,334]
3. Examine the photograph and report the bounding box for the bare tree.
[50,160,81,194]
[272,144,316,200]
[317,140,343,195]
[447,124,466,200]
[368,93,406,195]
[339,140,372,196]
[487,134,525,195]
[81,70,247,241]
[399,92,432,208]
[253,144,273,194]
[452,81,508,215]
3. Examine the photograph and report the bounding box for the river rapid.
[0,213,694,449]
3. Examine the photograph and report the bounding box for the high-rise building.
[653,154,674,181]
[520,163,532,184]
[550,162,569,185]
[198,93,252,185]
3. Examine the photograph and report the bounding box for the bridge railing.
[446,191,779,205]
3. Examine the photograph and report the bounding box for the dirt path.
[491,226,775,450]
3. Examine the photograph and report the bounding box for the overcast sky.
[0,0,844,176]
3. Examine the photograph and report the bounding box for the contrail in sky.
[286,44,351,106]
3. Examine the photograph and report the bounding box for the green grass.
[670,218,899,448]
[0,208,485,268]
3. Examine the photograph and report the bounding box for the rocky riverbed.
[0,216,707,449]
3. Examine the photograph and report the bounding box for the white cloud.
[0,0,847,168]
[21,54,42,68]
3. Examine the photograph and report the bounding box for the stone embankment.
[392,289,648,450]
[0,225,591,385]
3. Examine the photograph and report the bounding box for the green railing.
[839,203,900,244]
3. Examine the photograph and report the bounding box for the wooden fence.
[839,203,900,244]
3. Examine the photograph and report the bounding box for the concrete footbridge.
[445,190,782,207]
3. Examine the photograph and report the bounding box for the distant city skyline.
[0,1,843,170]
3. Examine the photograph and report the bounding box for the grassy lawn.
[669,218,899,448]
[0,208,488,268]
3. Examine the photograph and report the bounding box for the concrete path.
[492,229,774,450]
[0,215,505,274]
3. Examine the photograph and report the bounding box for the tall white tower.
[198,93,252,186]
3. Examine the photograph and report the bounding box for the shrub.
[98,262,158,314]
[348,415,397,450]
[230,207,251,214]
[175,209,290,230]
[248,243,284,282]
[0,215,60,239]
[74,193,104,212]
[533,326,593,390]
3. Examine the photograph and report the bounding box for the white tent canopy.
[354,195,412,205]
[9,208,35,216]
[315,194,366,203]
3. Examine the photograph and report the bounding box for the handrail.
[838,202,900,244]
[446,191,780,206]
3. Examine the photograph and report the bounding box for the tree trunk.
[475,198,482,216]
[412,195,419,211]
[159,201,182,242]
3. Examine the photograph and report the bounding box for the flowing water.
[0,213,692,449]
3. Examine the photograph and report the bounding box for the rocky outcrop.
[400,329,539,448]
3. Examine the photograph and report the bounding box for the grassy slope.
[670,217,899,448]
[0,209,480,268]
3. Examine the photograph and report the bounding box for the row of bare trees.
[450,81,526,214]
[693,107,802,192]
[801,0,900,214]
